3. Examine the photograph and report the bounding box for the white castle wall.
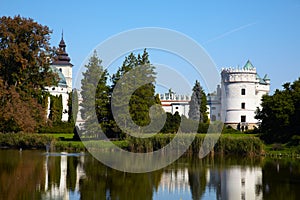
[208,62,270,129]
[160,93,190,118]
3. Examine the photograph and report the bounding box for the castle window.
[59,68,62,72]
[211,107,216,110]
[241,88,246,95]
[241,115,246,122]
[175,107,178,109]
[241,102,245,109]
[211,115,216,121]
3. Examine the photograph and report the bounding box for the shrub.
[0,133,55,149]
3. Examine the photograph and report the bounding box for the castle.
[208,60,270,129]
[46,37,269,130]
[159,89,190,118]
[160,60,270,130]
[45,35,73,121]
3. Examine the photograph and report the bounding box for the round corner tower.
[220,60,270,130]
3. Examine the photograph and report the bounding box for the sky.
[1,0,300,94]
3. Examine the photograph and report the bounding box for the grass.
[47,133,264,155]
[54,141,85,151]
[44,133,74,140]
[263,143,300,157]
[0,133,55,149]
[1,132,297,157]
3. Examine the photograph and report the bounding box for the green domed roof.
[52,67,67,87]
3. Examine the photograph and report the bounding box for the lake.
[0,150,299,200]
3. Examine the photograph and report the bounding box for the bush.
[38,122,74,133]
[287,135,300,146]
[0,133,55,149]
[222,126,241,134]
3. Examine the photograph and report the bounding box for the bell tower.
[52,32,73,92]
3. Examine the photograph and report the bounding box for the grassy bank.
[0,133,55,149]
[2,133,298,157]
[263,143,300,157]
[125,134,263,156]
[0,133,126,152]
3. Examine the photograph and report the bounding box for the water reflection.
[0,150,299,200]
[42,153,85,200]
[206,166,262,200]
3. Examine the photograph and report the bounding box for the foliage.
[54,141,85,151]
[160,112,181,133]
[0,80,46,132]
[48,95,63,124]
[80,51,109,138]
[256,78,300,143]
[0,133,55,149]
[178,115,209,133]
[43,133,74,139]
[73,125,81,141]
[129,50,158,126]
[38,122,74,133]
[188,80,208,122]
[0,16,56,132]
[68,89,78,123]
[222,125,242,134]
[0,15,56,90]
[108,49,161,137]
[125,134,263,155]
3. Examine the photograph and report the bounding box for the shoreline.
[1,133,299,157]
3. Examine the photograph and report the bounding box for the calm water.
[0,150,299,200]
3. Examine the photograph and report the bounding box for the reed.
[125,134,263,156]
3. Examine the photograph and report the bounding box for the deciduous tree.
[0,16,56,132]
[256,78,300,143]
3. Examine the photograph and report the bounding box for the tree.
[256,78,300,143]
[0,16,56,132]
[129,49,159,127]
[0,15,56,92]
[68,89,79,123]
[109,52,138,136]
[80,51,109,138]
[200,88,208,123]
[0,78,46,132]
[161,112,181,133]
[49,95,63,124]
[109,49,162,136]
[189,80,208,122]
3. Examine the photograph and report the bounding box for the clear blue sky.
[2,0,300,93]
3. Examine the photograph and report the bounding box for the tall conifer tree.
[189,80,208,122]
[80,51,109,138]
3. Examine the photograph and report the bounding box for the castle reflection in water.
[41,153,263,200]
[42,153,86,200]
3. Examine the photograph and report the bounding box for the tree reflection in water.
[0,150,300,200]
